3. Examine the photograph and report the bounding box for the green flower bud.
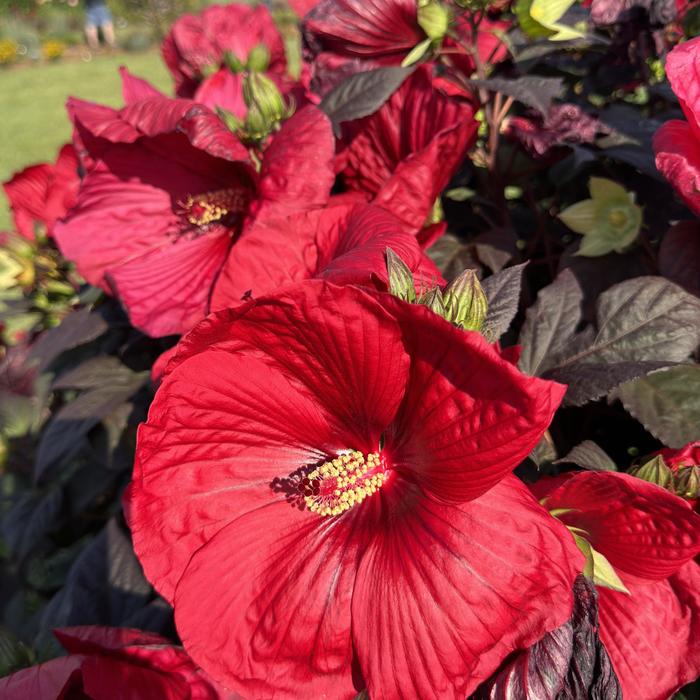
[442,269,488,332]
[629,455,673,489]
[0,249,33,291]
[243,72,288,141]
[417,0,450,41]
[247,44,270,73]
[675,465,699,500]
[386,248,417,303]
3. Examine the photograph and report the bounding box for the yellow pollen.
[180,188,248,227]
[303,451,387,517]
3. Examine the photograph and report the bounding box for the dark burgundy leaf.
[659,221,700,298]
[467,77,564,115]
[319,66,415,135]
[481,263,528,341]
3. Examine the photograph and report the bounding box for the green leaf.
[615,366,700,448]
[590,547,629,594]
[401,38,432,67]
[385,248,416,303]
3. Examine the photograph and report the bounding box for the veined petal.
[352,476,582,699]
[174,501,365,698]
[598,563,700,700]
[541,471,700,580]
[386,301,565,503]
[653,119,700,217]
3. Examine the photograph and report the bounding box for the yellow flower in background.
[558,177,643,257]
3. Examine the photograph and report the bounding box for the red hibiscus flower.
[303,0,509,94]
[653,36,700,217]
[54,84,335,337]
[127,281,582,699]
[162,3,285,99]
[535,471,700,700]
[660,440,700,469]
[3,144,79,241]
[210,203,442,307]
[338,65,478,232]
[0,626,235,699]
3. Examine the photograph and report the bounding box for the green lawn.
[0,50,171,230]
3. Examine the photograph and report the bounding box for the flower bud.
[247,44,270,73]
[675,465,699,500]
[417,0,450,41]
[243,72,287,141]
[0,249,33,291]
[629,455,673,489]
[443,269,488,332]
[386,248,417,303]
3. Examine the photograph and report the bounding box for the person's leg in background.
[85,21,99,49]
[101,19,116,48]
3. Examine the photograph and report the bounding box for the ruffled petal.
[174,501,366,698]
[193,68,247,118]
[386,302,565,502]
[53,161,176,289]
[107,228,231,337]
[253,105,335,222]
[304,0,422,60]
[3,162,53,239]
[119,66,164,103]
[598,562,700,700]
[0,656,84,699]
[665,36,700,137]
[653,119,700,217]
[210,203,442,307]
[352,476,582,699]
[541,471,700,579]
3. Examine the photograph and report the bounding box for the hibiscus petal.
[107,229,230,337]
[387,302,565,502]
[342,66,477,229]
[598,562,700,700]
[3,162,53,239]
[253,105,335,221]
[174,501,365,698]
[0,656,83,699]
[541,471,700,580]
[653,119,700,217]
[53,161,178,289]
[304,0,422,59]
[352,476,582,699]
[130,287,411,599]
[169,282,411,440]
[210,204,441,307]
[665,36,700,138]
[119,66,164,103]
[55,626,171,654]
[193,68,247,119]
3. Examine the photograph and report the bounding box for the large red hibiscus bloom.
[54,84,334,337]
[210,203,442,307]
[0,626,235,699]
[3,143,79,241]
[127,281,582,698]
[162,3,285,100]
[339,65,478,231]
[536,471,700,700]
[653,36,700,217]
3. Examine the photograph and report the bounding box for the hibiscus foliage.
[0,0,700,698]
